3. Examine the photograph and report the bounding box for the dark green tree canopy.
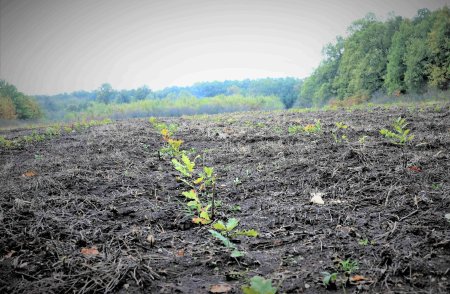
[301,6,449,105]
[0,80,42,120]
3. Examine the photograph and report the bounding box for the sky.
[0,0,448,95]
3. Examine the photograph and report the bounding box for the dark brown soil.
[1,105,449,293]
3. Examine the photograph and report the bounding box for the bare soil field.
[1,105,449,293]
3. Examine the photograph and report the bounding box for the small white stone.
[310,192,325,205]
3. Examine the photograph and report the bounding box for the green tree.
[427,6,450,90]
[404,38,431,93]
[96,83,115,104]
[0,80,42,119]
[385,20,412,94]
[135,85,151,100]
[335,15,395,98]
[12,94,42,119]
[0,95,17,119]
[300,36,343,107]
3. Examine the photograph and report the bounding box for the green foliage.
[172,154,196,177]
[45,126,61,137]
[209,218,258,257]
[339,259,359,274]
[380,117,414,145]
[321,272,338,287]
[241,276,277,294]
[96,83,115,104]
[358,238,369,246]
[209,229,235,249]
[301,7,450,106]
[0,119,112,149]
[303,119,322,133]
[288,125,303,134]
[385,20,413,94]
[358,135,368,144]
[67,94,285,120]
[194,166,215,189]
[288,119,322,135]
[427,7,450,90]
[229,204,241,213]
[331,121,349,143]
[0,136,14,148]
[0,80,43,120]
[212,218,255,237]
[321,258,359,290]
[0,95,17,119]
[160,138,184,158]
[182,189,212,224]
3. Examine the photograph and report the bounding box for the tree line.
[0,80,42,120]
[300,7,449,107]
[33,77,301,120]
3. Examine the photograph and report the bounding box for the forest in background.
[34,78,299,120]
[0,6,448,122]
[0,80,42,120]
[301,6,449,107]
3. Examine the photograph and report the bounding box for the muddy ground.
[1,105,449,293]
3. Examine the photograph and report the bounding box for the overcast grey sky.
[0,0,448,95]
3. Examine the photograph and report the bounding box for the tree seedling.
[193,166,216,218]
[358,135,368,145]
[182,189,212,224]
[321,258,359,291]
[303,119,322,133]
[160,138,184,158]
[209,218,258,257]
[212,218,258,238]
[288,125,303,134]
[358,238,369,246]
[209,229,244,257]
[322,272,338,287]
[0,136,14,148]
[340,259,359,274]
[331,121,349,143]
[241,276,277,294]
[380,117,414,145]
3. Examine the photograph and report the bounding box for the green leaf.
[204,166,213,178]
[187,200,200,210]
[226,218,239,231]
[181,154,195,172]
[234,229,259,237]
[182,190,198,201]
[241,286,257,294]
[193,177,203,184]
[200,209,210,221]
[231,250,245,257]
[172,158,190,177]
[192,217,211,225]
[209,229,235,248]
[321,272,337,286]
[322,274,331,286]
[242,276,277,294]
[212,221,227,231]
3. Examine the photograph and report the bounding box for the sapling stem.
[211,182,216,220]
